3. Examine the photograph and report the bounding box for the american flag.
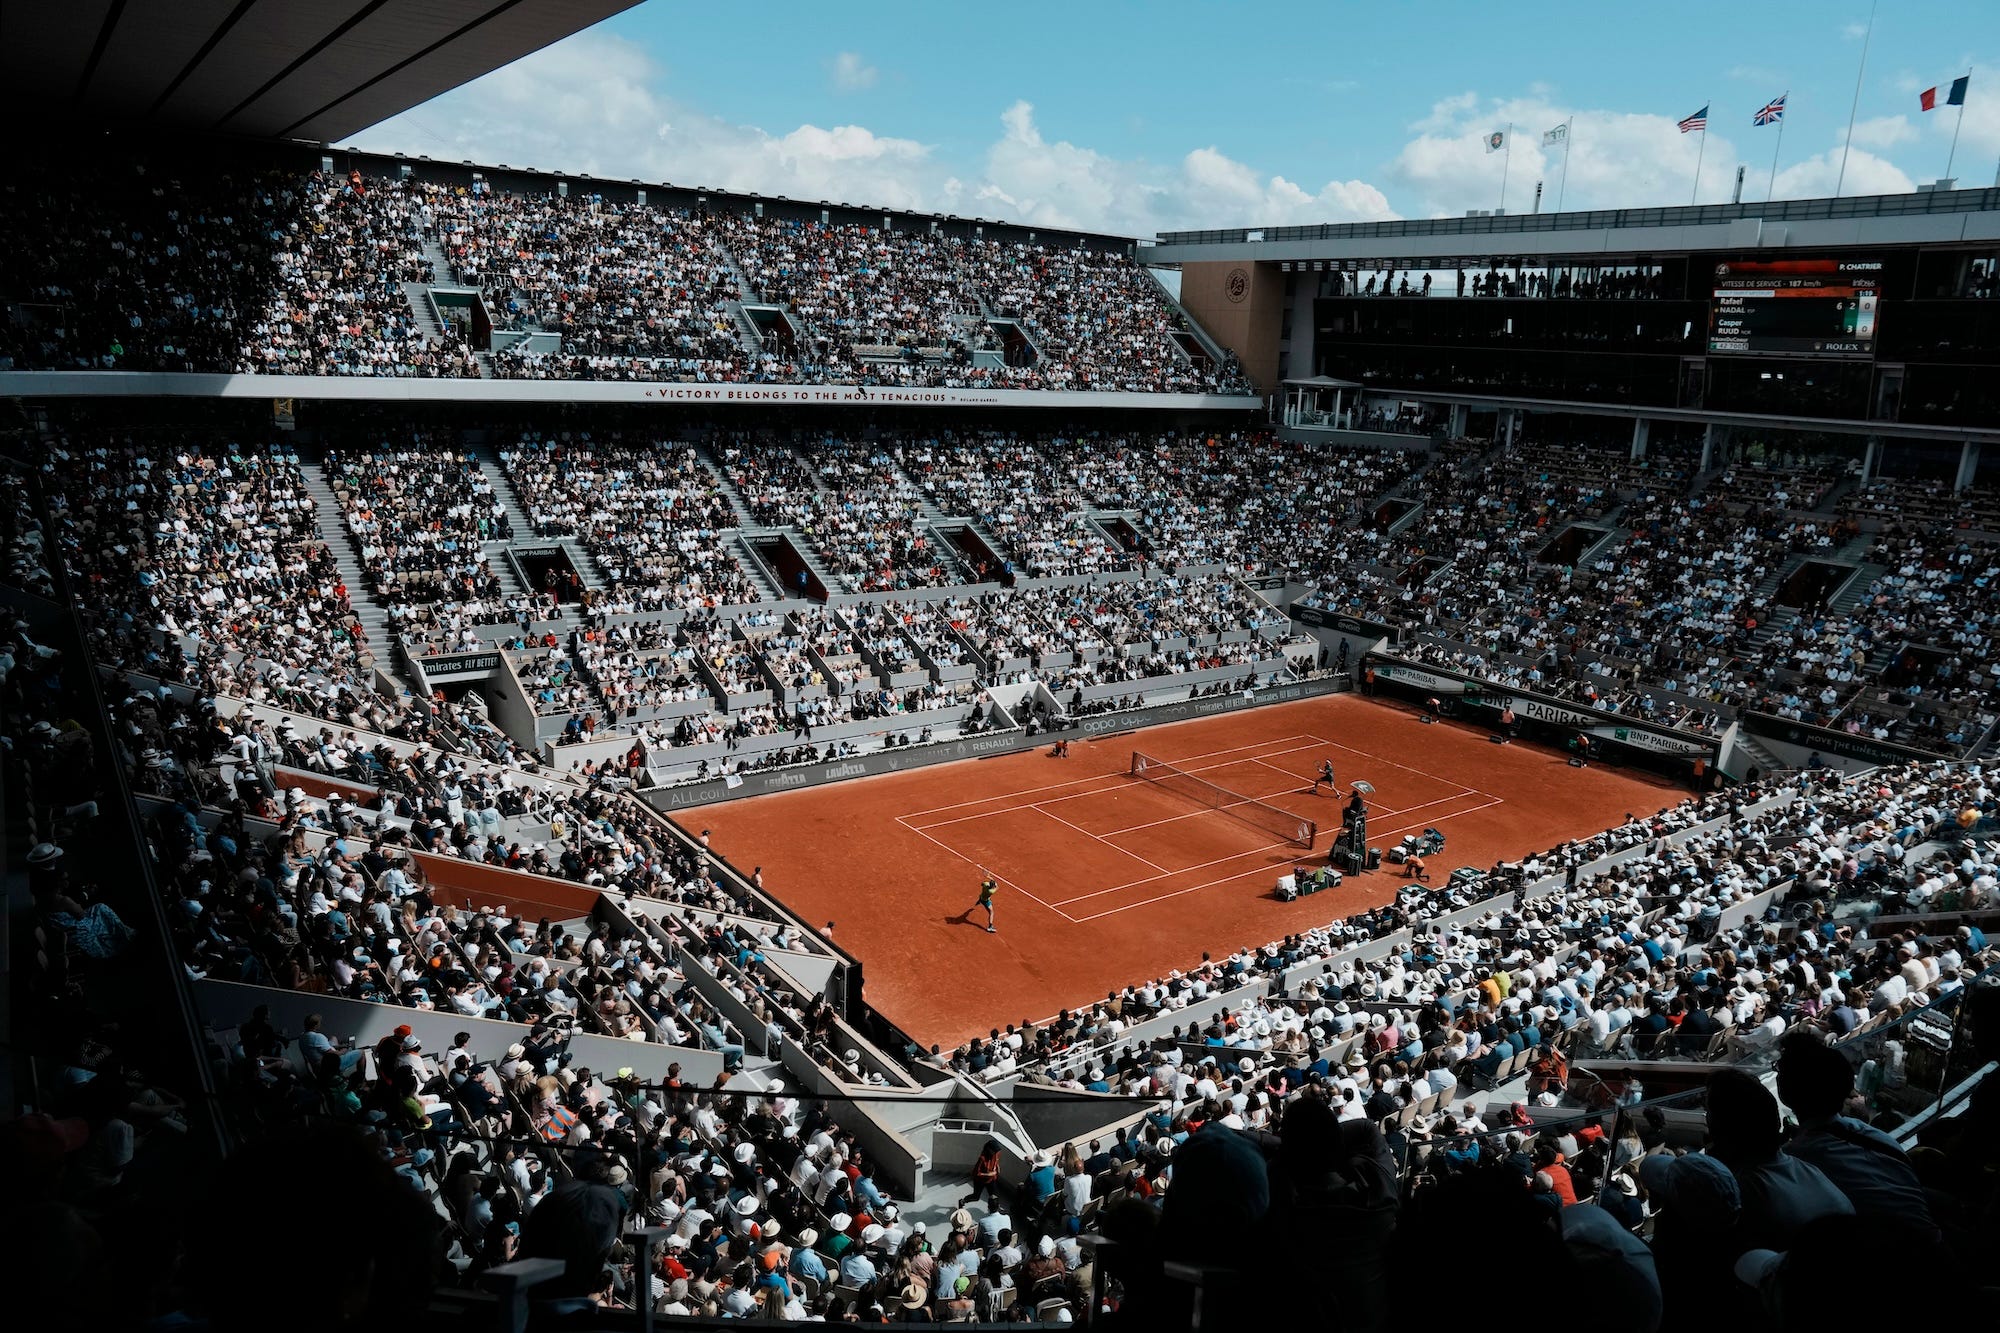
[1754,94,1787,126]
[1678,105,1709,133]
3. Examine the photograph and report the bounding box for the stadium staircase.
[711,238,757,303]
[705,240,770,359]
[421,237,457,285]
[1141,266,1233,366]
[300,458,395,650]
[687,449,795,603]
[897,466,992,584]
[1731,729,1790,778]
[465,443,609,605]
[405,239,494,378]
[398,279,447,344]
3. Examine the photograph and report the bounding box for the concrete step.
[697,448,764,531]
[421,238,455,284]
[730,303,764,359]
[400,281,445,341]
[464,442,542,541]
[732,535,785,603]
[711,238,757,303]
[1732,730,1789,778]
[1829,562,1886,616]
[559,540,611,592]
[303,465,394,646]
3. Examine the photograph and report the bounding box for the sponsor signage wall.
[643,676,1345,811]
[1739,711,1941,768]
[1368,661,1469,696]
[1288,605,1401,643]
[1366,655,1718,763]
[415,650,504,682]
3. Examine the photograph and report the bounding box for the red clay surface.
[679,695,1683,1050]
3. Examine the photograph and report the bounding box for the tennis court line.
[1242,740,1488,814]
[1365,797,1507,847]
[1063,792,1509,922]
[893,816,1077,923]
[1082,760,1475,841]
[1064,861,1297,924]
[1030,803,1169,874]
[896,733,1323,821]
[1047,834,1298,907]
[1236,754,1425,815]
[1298,731,1502,802]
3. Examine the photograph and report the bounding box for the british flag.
[1754,94,1787,126]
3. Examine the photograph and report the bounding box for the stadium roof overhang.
[0,0,642,144]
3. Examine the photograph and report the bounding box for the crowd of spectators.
[0,153,281,373]
[6,150,1256,396]
[718,436,953,592]
[500,432,761,611]
[324,442,513,641]
[963,239,1227,392]
[242,172,478,378]
[23,411,2000,1333]
[910,761,2000,1327]
[717,214,971,358]
[427,181,742,371]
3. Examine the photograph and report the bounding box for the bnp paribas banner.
[1587,722,1715,757]
[1368,661,1471,694]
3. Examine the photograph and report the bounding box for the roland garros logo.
[1225,268,1249,303]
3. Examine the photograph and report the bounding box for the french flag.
[1921,75,1970,112]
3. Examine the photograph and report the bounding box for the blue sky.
[350,0,2000,235]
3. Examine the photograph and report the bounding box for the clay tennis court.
[679,694,1682,1049]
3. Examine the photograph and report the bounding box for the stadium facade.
[1155,189,2000,472]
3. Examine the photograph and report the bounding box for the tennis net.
[1129,750,1317,848]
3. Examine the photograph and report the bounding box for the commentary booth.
[1281,375,1363,430]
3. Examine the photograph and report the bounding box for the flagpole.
[1500,121,1513,211]
[1946,70,1972,182]
[1558,117,1573,212]
[1767,95,1788,202]
[1836,0,1877,197]
[1691,115,1708,205]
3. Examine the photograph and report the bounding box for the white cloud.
[1850,115,1916,150]
[1842,21,1870,40]
[829,51,877,93]
[354,33,944,210]
[350,32,1957,236]
[1389,93,1748,215]
[1769,146,1915,200]
[347,32,1396,235]
[976,101,1396,233]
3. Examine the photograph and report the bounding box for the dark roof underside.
[0,0,640,144]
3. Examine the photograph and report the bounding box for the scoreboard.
[1707,258,1881,357]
